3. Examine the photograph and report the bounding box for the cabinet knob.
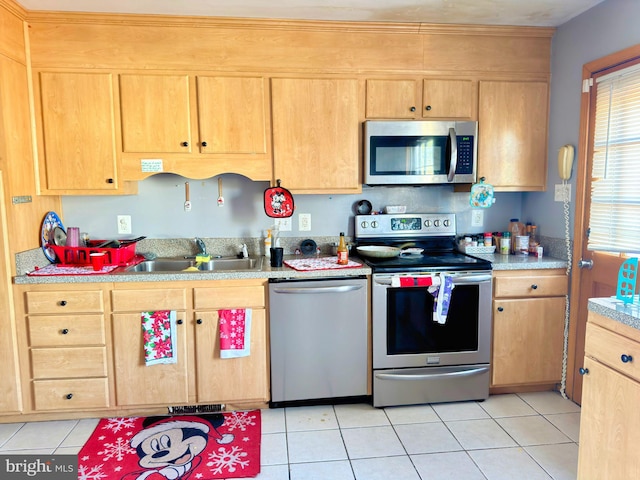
[579,367,589,375]
[65,393,73,400]
[196,318,203,324]
[106,178,114,184]
[410,106,416,112]
[201,141,208,147]
[181,141,189,147]
[531,284,538,290]
[425,105,432,111]
[59,300,67,306]
[61,329,69,335]
[621,354,633,363]
[177,319,183,325]
[497,306,504,312]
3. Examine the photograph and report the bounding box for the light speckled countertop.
[13,255,372,284]
[588,297,640,331]
[469,253,567,270]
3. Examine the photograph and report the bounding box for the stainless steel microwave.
[364,120,478,185]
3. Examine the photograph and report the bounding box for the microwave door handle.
[447,127,458,182]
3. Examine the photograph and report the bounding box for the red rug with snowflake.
[78,410,261,479]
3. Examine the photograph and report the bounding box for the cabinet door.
[365,79,418,119]
[422,79,475,119]
[119,74,192,153]
[197,76,268,155]
[491,296,565,386]
[36,72,119,191]
[112,312,189,406]
[194,309,268,403]
[578,357,640,478]
[478,80,548,191]
[272,78,361,193]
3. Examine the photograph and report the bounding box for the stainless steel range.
[355,213,493,407]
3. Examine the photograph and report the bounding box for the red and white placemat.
[27,264,119,276]
[284,256,362,271]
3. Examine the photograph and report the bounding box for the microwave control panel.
[456,136,474,174]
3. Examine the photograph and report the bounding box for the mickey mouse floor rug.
[78,410,261,479]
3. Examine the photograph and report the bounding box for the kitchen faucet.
[195,237,207,256]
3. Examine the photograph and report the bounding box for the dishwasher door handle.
[271,285,364,295]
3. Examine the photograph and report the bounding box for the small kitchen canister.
[515,235,530,255]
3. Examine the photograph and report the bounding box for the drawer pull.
[497,306,504,312]
[621,354,633,363]
[61,329,69,335]
[65,393,73,400]
[531,284,538,290]
[59,300,67,306]
[579,367,589,375]
[177,319,183,325]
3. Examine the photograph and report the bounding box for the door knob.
[578,259,593,269]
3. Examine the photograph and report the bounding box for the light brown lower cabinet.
[491,269,568,391]
[577,312,640,479]
[10,279,269,420]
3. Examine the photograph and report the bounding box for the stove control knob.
[443,219,450,227]
[424,220,431,228]
[434,219,441,227]
[371,221,379,228]
[360,221,369,229]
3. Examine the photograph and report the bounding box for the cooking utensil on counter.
[356,245,402,258]
[217,177,224,206]
[355,199,373,215]
[184,182,191,212]
[95,236,146,248]
[53,226,67,246]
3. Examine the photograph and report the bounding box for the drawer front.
[194,286,265,309]
[33,378,109,410]
[111,288,187,312]
[586,323,640,382]
[28,315,105,346]
[31,347,107,379]
[26,290,104,314]
[494,275,567,298]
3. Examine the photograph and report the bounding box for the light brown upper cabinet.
[271,77,361,193]
[33,71,132,194]
[478,80,549,191]
[119,73,272,181]
[365,78,476,120]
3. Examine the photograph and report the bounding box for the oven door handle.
[375,366,489,381]
[374,274,492,286]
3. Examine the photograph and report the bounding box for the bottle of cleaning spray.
[264,229,271,258]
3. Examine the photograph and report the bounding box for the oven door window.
[387,284,479,354]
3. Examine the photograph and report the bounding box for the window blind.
[588,62,640,253]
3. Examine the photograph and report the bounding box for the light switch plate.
[299,213,311,231]
[471,210,484,227]
[274,217,292,231]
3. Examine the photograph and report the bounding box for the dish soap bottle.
[264,229,272,258]
[337,232,349,265]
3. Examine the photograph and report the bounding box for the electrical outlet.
[471,209,484,227]
[299,213,311,231]
[274,217,292,232]
[117,215,132,234]
[554,184,571,202]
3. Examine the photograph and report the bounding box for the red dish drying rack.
[50,241,137,267]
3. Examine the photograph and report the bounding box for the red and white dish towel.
[284,257,361,271]
[141,310,177,366]
[219,309,252,358]
[391,274,455,324]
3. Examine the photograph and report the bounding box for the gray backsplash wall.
[61,173,523,243]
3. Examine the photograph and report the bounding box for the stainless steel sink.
[119,256,262,273]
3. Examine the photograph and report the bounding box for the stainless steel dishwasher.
[269,276,368,406]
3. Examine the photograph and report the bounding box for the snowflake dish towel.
[219,308,251,358]
[428,274,455,325]
[141,310,177,366]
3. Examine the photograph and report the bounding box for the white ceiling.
[17,0,605,27]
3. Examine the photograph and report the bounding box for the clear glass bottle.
[337,232,349,265]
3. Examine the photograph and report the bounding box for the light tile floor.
[0,391,581,479]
